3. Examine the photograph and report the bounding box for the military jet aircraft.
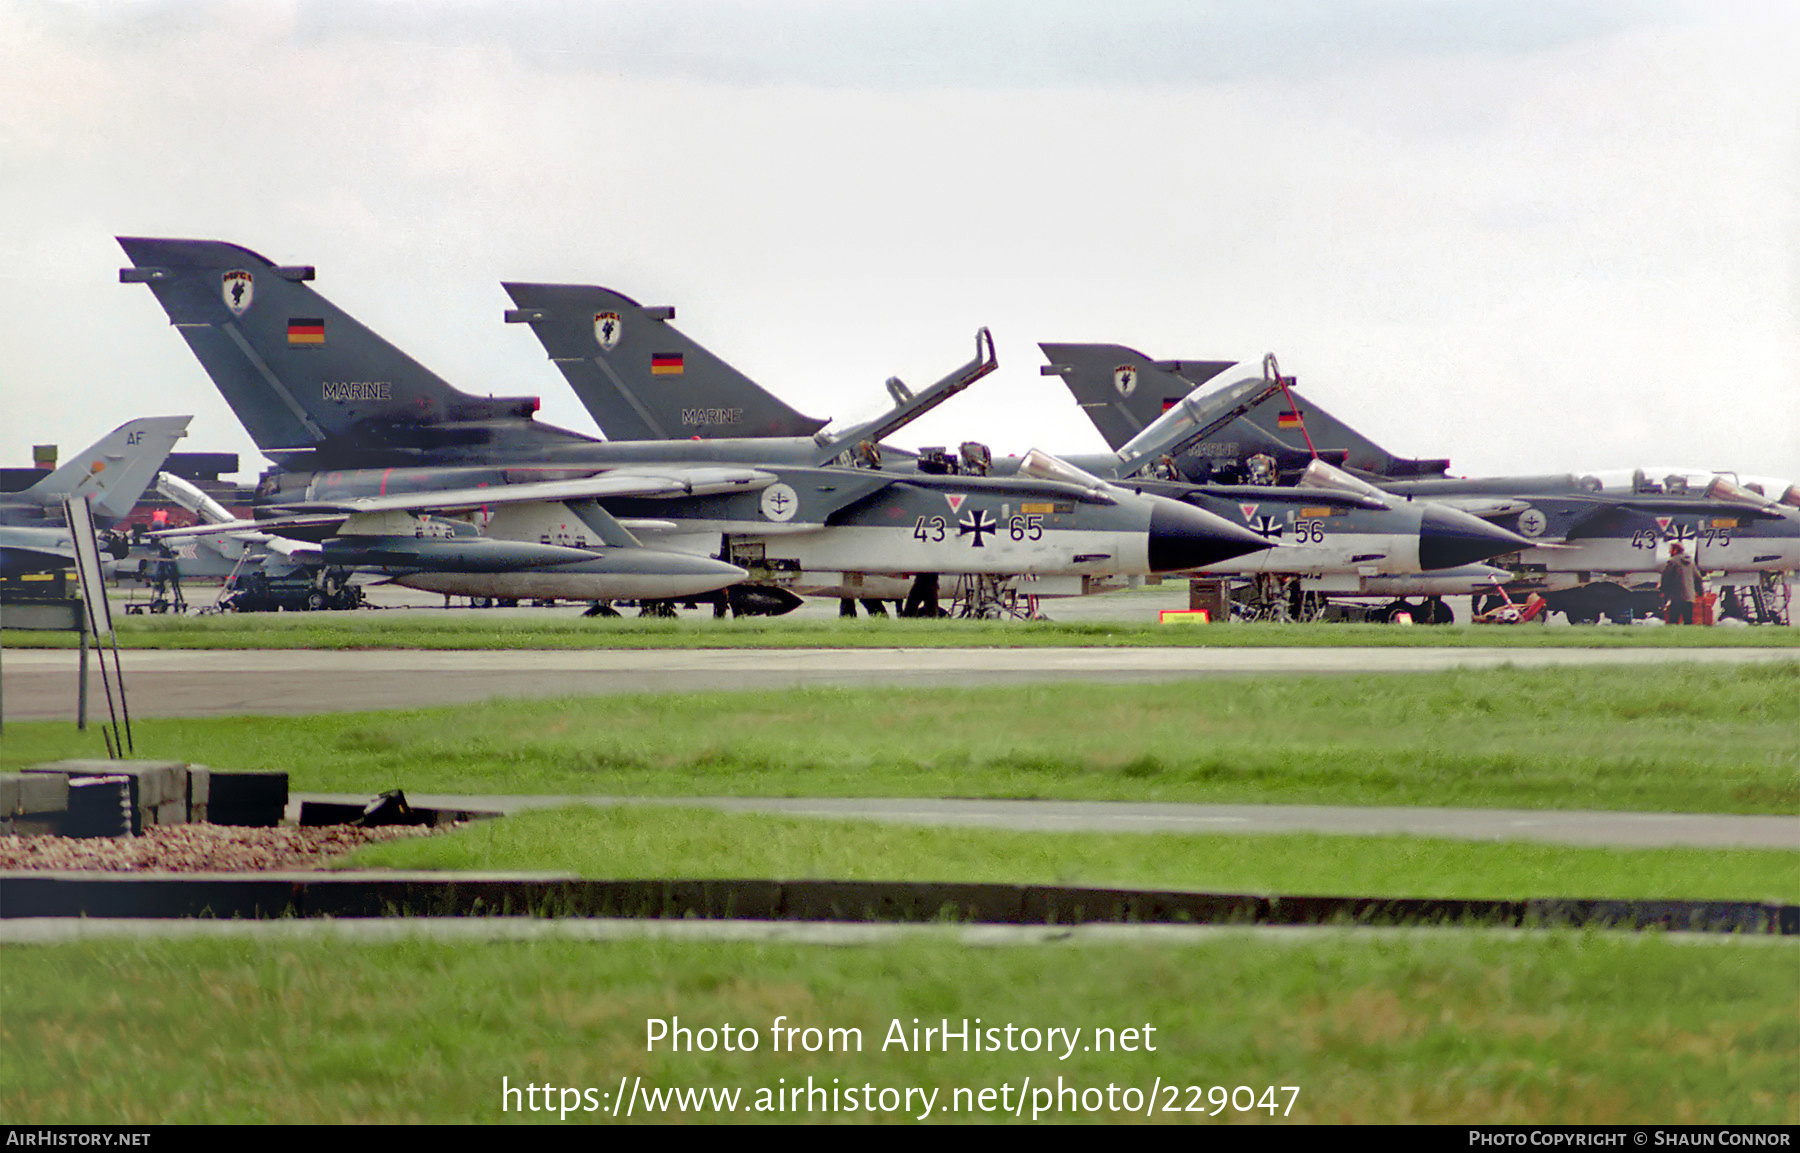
[500,286,1532,618]
[165,450,1264,609]
[120,239,1272,611]
[1042,346,1800,623]
[1377,468,1800,623]
[0,416,191,578]
[152,465,760,604]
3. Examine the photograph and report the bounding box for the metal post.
[77,609,88,730]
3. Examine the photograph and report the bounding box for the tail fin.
[1241,384,1450,479]
[18,416,192,521]
[117,238,556,460]
[1038,343,1235,450]
[501,282,828,440]
[1040,344,1301,475]
[1041,342,1450,479]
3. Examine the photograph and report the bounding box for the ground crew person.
[1659,542,1703,624]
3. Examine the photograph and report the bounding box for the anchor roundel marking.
[760,483,799,522]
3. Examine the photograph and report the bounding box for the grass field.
[6,663,1795,813]
[3,932,1794,1124]
[6,613,1799,650]
[4,642,1795,1126]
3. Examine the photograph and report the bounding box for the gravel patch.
[0,824,439,873]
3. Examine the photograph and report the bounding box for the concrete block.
[0,774,19,818]
[16,773,69,816]
[138,769,169,808]
[26,759,127,777]
[132,764,185,809]
[158,766,188,809]
[188,767,210,807]
[9,814,62,837]
[26,761,191,832]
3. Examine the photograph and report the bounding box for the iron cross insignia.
[958,509,998,547]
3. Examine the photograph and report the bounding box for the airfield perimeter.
[4,639,1798,720]
[5,580,1797,720]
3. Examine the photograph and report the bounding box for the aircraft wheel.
[304,590,327,611]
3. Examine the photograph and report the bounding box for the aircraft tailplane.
[1040,342,1450,480]
[118,237,551,457]
[1039,343,1237,450]
[18,416,192,522]
[502,282,829,441]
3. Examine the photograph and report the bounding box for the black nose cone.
[1419,504,1533,570]
[1148,501,1274,573]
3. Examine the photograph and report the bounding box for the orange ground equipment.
[1473,584,1547,624]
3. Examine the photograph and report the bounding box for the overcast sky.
[2,0,1795,485]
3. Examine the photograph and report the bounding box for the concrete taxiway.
[4,644,1794,720]
[292,792,1800,850]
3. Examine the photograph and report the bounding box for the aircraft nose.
[644,552,749,589]
[1418,504,1533,570]
[1147,501,1274,573]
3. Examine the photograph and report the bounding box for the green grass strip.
[6,665,1795,814]
[7,614,1799,649]
[4,934,1793,1123]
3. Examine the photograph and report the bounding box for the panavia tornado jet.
[153,466,757,604]
[168,453,1267,609]
[1378,470,1800,622]
[498,285,1527,614]
[1036,370,1533,602]
[1042,345,1800,623]
[0,416,191,578]
[121,240,1271,611]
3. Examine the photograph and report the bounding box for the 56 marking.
[1292,519,1326,544]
